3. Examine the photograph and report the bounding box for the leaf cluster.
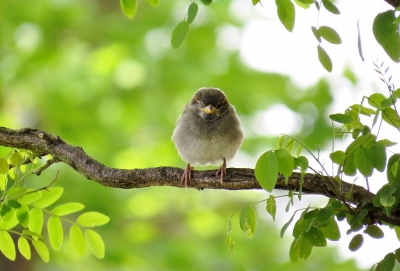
[0,150,110,262]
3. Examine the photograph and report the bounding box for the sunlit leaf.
[371,143,386,172]
[281,211,297,237]
[255,151,279,192]
[171,21,190,50]
[377,139,397,147]
[276,0,295,32]
[329,113,351,124]
[120,0,137,19]
[354,146,374,177]
[373,10,400,63]
[86,229,105,259]
[0,158,8,174]
[226,231,235,254]
[18,236,31,260]
[145,0,159,7]
[387,154,400,185]
[32,240,49,263]
[77,212,110,227]
[322,0,340,14]
[16,204,30,228]
[239,205,256,238]
[48,215,63,250]
[0,231,15,260]
[266,195,276,221]
[28,207,43,238]
[35,187,64,208]
[380,185,396,207]
[186,2,198,24]
[320,218,340,241]
[275,148,294,176]
[319,26,342,44]
[330,150,346,165]
[317,45,332,72]
[382,108,400,129]
[70,223,86,257]
[52,202,85,216]
[19,190,42,205]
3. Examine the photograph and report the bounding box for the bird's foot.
[216,158,227,185]
[182,163,193,188]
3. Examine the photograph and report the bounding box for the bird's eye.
[217,100,227,108]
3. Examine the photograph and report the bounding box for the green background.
[0,0,361,270]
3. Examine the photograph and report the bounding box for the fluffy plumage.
[172,87,243,187]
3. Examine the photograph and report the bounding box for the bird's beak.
[200,105,219,114]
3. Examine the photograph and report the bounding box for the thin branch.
[0,127,399,227]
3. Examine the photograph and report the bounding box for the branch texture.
[0,127,399,227]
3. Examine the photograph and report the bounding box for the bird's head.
[190,88,230,121]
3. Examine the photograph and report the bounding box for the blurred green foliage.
[0,0,360,270]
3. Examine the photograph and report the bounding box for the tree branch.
[385,0,400,8]
[0,127,399,227]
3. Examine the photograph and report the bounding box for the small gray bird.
[172,87,244,187]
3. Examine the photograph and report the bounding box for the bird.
[172,87,244,188]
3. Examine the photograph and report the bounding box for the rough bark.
[385,0,400,8]
[0,127,399,227]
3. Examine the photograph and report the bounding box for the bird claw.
[216,158,227,185]
[181,163,193,188]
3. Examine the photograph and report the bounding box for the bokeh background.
[0,0,396,270]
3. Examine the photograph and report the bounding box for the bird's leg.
[182,163,193,188]
[216,158,227,185]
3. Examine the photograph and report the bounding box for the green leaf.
[316,206,333,223]
[16,204,30,228]
[378,253,396,271]
[77,212,110,227]
[28,207,43,237]
[290,234,313,263]
[354,146,374,177]
[364,225,384,239]
[320,218,340,241]
[18,236,31,260]
[319,26,342,44]
[0,211,18,230]
[368,93,386,109]
[226,231,235,254]
[285,138,294,151]
[343,152,357,176]
[86,229,105,259]
[239,205,256,238]
[145,0,159,7]
[281,211,296,238]
[0,158,8,174]
[252,0,260,5]
[276,0,295,32]
[296,0,314,3]
[70,224,86,257]
[296,144,303,157]
[304,226,327,247]
[19,190,42,205]
[0,230,15,260]
[380,185,396,207]
[382,108,400,129]
[330,150,346,165]
[255,151,279,192]
[311,26,321,42]
[7,200,21,209]
[317,45,332,72]
[371,143,386,172]
[377,139,397,147]
[345,134,374,154]
[200,0,212,5]
[322,0,340,14]
[48,215,63,250]
[278,136,285,148]
[275,148,294,176]
[120,0,137,19]
[35,187,63,208]
[388,154,400,185]
[266,195,276,221]
[186,2,198,24]
[329,113,351,124]
[32,240,49,263]
[294,156,308,170]
[10,152,22,166]
[171,21,190,50]
[373,10,400,63]
[395,248,400,263]
[348,234,364,252]
[52,202,85,216]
